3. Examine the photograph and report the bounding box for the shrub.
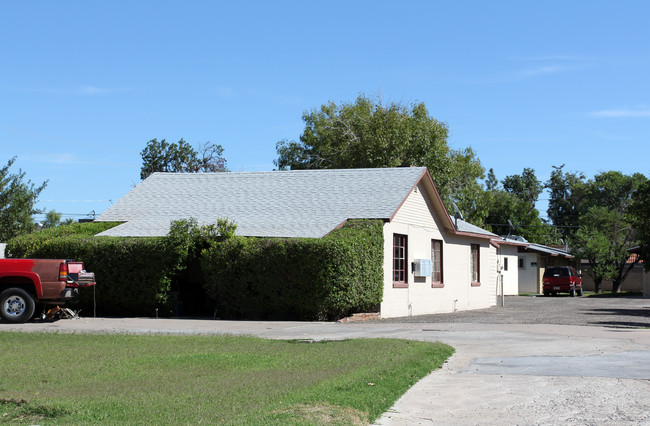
[201,220,384,320]
[5,222,120,258]
[6,219,384,320]
[6,222,186,316]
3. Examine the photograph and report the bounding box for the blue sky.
[1,0,649,223]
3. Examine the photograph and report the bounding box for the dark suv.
[543,266,583,297]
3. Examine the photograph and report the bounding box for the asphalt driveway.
[2,295,650,424]
[381,294,650,328]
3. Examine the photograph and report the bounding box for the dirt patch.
[274,403,368,425]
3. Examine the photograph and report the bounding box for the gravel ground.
[378,294,650,328]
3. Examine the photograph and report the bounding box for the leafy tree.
[572,207,631,293]
[140,139,227,180]
[485,168,498,192]
[545,164,586,241]
[572,171,645,293]
[274,95,485,220]
[629,178,650,271]
[445,148,488,225]
[482,168,558,244]
[0,157,47,241]
[586,171,646,210]
[502,167,543,210]
[42,210,62,229]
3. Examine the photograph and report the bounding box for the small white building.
[493,237,576,295]
[492,240,524,296]
[96,167,500,318]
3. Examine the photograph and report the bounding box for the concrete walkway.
[2,300,650,424]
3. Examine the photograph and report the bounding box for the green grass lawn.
[0,332,453,425]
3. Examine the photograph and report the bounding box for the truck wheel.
[570,288,576,297]
[577,288,583,297]
[0,288,36,323]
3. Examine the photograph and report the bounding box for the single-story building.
[494,237,576,294]
[96,167,500,318]
[491,238,527,296]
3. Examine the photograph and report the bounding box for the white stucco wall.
[517,252,539,294]
[499,245,520,295]
[379,184,497,318]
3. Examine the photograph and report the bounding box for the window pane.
[432,239,442,283]
[393,234,408,285]
[471,244,480,283]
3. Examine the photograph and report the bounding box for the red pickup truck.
[0,259,96,323]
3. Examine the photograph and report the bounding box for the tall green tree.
[502,167,543,210]
[545,164,586,241]
[629,178,650,270]
[140,139,227,180]
[572,171,645,293]
[275,95,485,221]
[0,157,47,241]
[485,168,498,192]
[482,168,558,244]
[572,207,632,293]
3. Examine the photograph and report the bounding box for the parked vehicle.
[543,265,582,297]
[0,259,96,323]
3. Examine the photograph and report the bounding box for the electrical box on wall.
[413,259,432,277]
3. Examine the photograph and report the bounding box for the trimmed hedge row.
[201,220,384,320]
[6,222,189,316]
[6,219,384,320]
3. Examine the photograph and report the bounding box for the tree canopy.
[140,139,227,180]
[557,170,646,293]
[42,210,62,229]
[481,168,558,244]
[274,95,485,216]
[0,157,47,241]
[629,178,650,271]
[545,164,586,241]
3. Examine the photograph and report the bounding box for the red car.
[543,266,583,297]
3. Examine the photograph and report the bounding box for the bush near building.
[6,219,384,320]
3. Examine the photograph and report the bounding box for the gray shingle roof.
[455,218,498,237]
[96,167,430,238]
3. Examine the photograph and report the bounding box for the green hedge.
[201,220,384,320]
[6,222,188,317]
[6,219,384,320]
